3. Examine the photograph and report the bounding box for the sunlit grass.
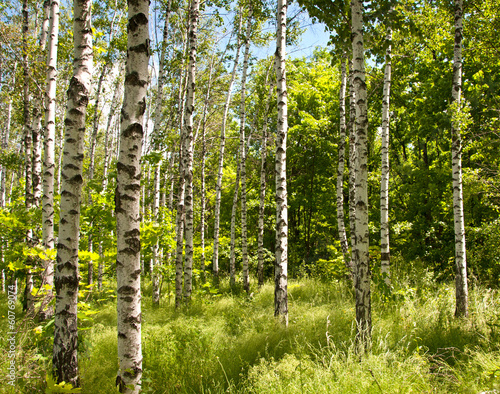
[1,272,500,393]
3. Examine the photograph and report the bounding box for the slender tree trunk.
[380,28,392,287]
[451,0,468,318]
[102,63,124,190]
[257,70,274,287]
[152,160,161,305]
[31,1,50,209]
[199,51,216,282]
[275,0,288,326]
[212,10,243,283]
[151,0,172,305]
[22,0,33,211]
[240,8,252,294]
[229,161,241,288]
[39,0,60,321]
[0,99,11,208]
[52,0,93,386]
[115,0,149,392]
[21,0,36,316]
[182,0,200,302]
[348,61,357,274]
[351,0,371,351]
[174,57,189,308]
[337,51,351,275]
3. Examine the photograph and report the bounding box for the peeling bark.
[115,0,149,392]
[451,0,468,318]
[52,0,93,386]
[275,0,288,326]
[351,0,371,351]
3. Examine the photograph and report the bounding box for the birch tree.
[39,0,60,321]
[212,9,243,283]
[31,1,49,209]
[451,0,468,318]
[52,0,93,385]
[182,0,200,302]
[275,0,288,326]
[151,0,172,306]
[239,6,252,293]
[115,0,149,391]
[380,26,392,287]
[257,66,274,287]
[229,160,241,288]
[337,51,351,273]
[351,0,371,350]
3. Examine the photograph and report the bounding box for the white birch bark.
[451,0,468,318]
[257,67,274,287]
[351,0,371,350]
[199,51,216,281]
[380,29,392,287]
[152,160,161,305]
[31,1,49,209]
[103,62,124,191]
[22,0,33,211]
[275,0,288,326]
[348,61,357,274]
[240,8,252,293]
[174,58,189,308]
[0,99,12,208]
[39,0,60,321]
[182,0,199,302]
[229,161,241,288]
[52,0,93,386]
[337,52,351,275]
[21,0,36,316]
[151,0,172,305]
[115,0,149,392]
[212,10,243,283]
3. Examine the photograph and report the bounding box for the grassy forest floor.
[1,270,500,393]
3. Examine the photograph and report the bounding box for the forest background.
[0,0,499,392]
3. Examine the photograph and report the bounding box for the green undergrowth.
[1,274,500,393]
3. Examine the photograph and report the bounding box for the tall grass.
[1,272,500,393]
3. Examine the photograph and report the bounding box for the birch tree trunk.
[152,160,161,305]
[257,70,274,287]
[337,52,351,275]
[151,0,172,305]
[199,51,216,282]
[351,0,371,351]
[380,28,392,287]
[212,10,243,283]
[229,161,241,288]
[239,8,252,294]
[21,0,35,316]
[182,0,199,302]
[102,63,124,191]
[39,0,60,321]
[451,0,468,318]
[348,62,357,273]
[22,0,33,211]
[0,99,11,207]
[275,0,288,326]
[174,59,189,308]
[115,0,149,391]
[31,1,50,209]
[52,0,93,386]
